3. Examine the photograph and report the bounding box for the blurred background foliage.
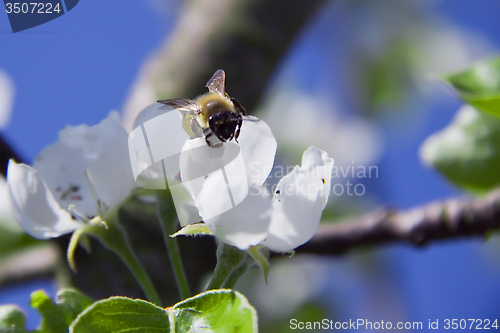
[2,0,500,331]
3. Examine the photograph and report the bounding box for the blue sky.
[0,0,169,161]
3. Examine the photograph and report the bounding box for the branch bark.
[299,190,500,255]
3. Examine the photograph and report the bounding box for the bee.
[158,69,248,148]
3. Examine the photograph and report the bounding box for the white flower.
[178,115,277,224]
[129,103,334,252]
[7,112,135,239]
[263,147,333,252]
[128,104,277,227]
[198,146,334,252]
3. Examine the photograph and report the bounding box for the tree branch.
[299,190,500,255]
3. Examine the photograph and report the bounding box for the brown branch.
[0,243,59,286]
[299,190,500,255]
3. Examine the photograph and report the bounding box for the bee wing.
[242,115,260,123]
[231,97,247,116]
[206,69,225,96]
[157,98,202,115]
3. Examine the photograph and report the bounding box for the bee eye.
[208,112,241,142]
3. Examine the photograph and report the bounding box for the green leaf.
[69,297,169,333]
[0,290,92,333]
[31,289,93,333]
[0,305,28,333]
[247,246,270,284]
[170,223,213,237]
[420,105,500,192]
[71,290,257,332]
[171,289,257,333]
[444,57,500,116]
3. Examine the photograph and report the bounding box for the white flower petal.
[204,188,272,250]
[169,179,201,227]
[6,160,84,239]
[239,116,277,186]
[33,141,96,217]
[180,138,248,222]
[263,147,334,252]
[142,106,189,181]
[59,112,136,209]
[0,176,22,233]
[301,147,333,210]
[132,102,172,130]
[178,137,208,210]
[129,103,190,190]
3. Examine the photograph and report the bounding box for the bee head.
[208,112,242,142]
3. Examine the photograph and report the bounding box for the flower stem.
[206,242,245,291]
[156,190,191,300]
[85,217,161,306]
[222,253,252,289]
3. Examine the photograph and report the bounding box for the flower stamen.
[83,171,105,217]
[56,184,82,201]
[67,204,91,223]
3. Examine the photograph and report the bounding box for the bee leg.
[205,133,213,146]
[234,128,240,143]
[190,118,203,138]
[205,132,223,148]
[231,98,247,116]
[234,117,243,143]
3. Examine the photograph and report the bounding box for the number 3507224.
[5,3,62,14]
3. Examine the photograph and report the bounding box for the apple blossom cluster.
[6,103,334,253]
[131,103,334,252]
[7,112,135,239]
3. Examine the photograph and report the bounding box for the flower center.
[55,183,82,202]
